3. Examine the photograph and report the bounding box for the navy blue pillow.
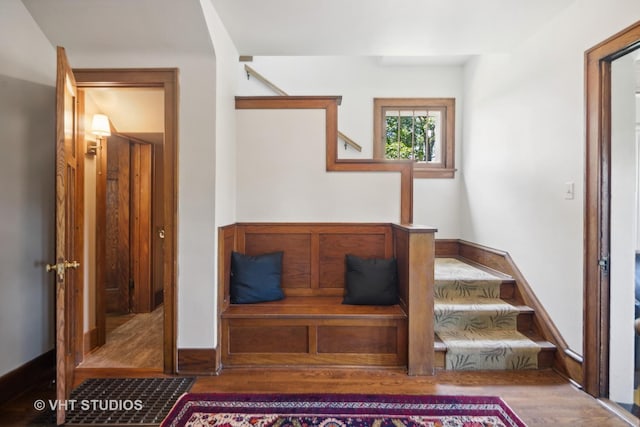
[230,251,284,304]
[343,254,398,305]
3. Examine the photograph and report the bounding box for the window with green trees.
[374,98,455,178]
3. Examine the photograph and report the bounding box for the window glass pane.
[414,115,426,162]
[385,116,399,159]
[399,116,413,159]
[426,111,442,164]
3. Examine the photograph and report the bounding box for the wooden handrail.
[244,64,288,96]
[244,64,362,152]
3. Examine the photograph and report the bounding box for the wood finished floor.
[0,368,636,426]
[79,307,163,369]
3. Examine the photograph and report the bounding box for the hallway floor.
[79,306,163,369]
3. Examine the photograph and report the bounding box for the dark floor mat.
[30,377,194,426]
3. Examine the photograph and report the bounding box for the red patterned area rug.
[160,393,527,427]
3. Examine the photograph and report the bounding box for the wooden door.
[151,143,165,309]
[105,135,131,313]
[51,46,82,426]
[130,142,153,313]
[104,136,153,313]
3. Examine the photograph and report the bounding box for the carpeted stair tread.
[434,334,556,369]
[435,299,519,310]
[437,330,541,350]
[435,300,520,332]
[436,330,542,370]
[435,258,509,300]
[435,280,503,300]
[435,332,554,350]
[435,258,508,282]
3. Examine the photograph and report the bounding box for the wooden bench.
[217,223,436,374]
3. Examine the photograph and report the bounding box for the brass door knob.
[45,260,80,281]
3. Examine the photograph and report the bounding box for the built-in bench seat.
[217,223,436,373]
[222,296,407,318]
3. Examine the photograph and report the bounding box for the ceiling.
[85,88,164,144]
[21,0,576,60]
[211,0,576,58]
[21,0,213,55]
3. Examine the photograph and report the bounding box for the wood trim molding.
[0,350,54,405]
[436,239,583,385]
[177,348,218,375]
[235,96,413,224]
[83,328,99,355]
[584,21,640,397]
[74,68,179,374]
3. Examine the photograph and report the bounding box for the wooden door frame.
[73,68,178,373]
[584,20,640,397]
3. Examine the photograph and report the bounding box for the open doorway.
[79,87,165,370]
[609,50,640,416]
[70,68,178,374]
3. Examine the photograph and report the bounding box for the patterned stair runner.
[435,258,541,370]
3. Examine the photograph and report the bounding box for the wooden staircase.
[433,257,557,370]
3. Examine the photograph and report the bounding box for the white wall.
[195,0,239,347]
[462,0,640,353]
[610,53,637,404]
[236,56,463,236]
[0,0,56,376]
[236,109,401,222]
[200,0,239,230]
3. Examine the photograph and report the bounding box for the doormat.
[160,393,527,427]
[31,377,194,426]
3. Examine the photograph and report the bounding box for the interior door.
[151,143,165,309]
[50,46,81,425]
[105,135,131,313]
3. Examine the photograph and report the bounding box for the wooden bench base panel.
[222,317,407,368]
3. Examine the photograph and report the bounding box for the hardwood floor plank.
[80,307,162,369]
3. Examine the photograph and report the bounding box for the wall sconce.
[87,113,111,156]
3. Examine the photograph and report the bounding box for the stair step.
[434,301,535,334]
[435,257,519,302]
[434,333,556,370]
[433,257,555,371]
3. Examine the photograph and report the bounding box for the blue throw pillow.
[230,251,284,304]
[343,254,398,305]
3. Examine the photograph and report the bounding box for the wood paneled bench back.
[217,223,437,375]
